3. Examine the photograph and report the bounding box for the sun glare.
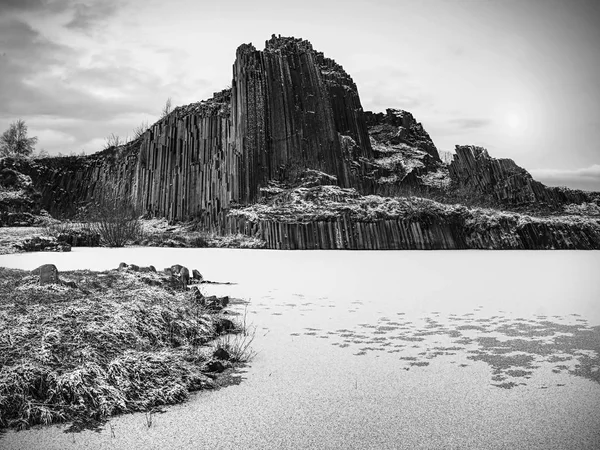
[507,113,520,129]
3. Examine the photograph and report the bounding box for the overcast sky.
[1,0,599,191]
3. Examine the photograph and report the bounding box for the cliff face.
[1,144,139,219]
[232,35,371,202]
[134,90,236,226]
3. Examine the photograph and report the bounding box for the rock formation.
[1,35,598,249]
[448,145,590,207]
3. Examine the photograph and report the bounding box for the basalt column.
[316,52,372,159]
[135,91,238,225]
[232,37,371,202]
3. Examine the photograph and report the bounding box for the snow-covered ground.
[1,249,599,449]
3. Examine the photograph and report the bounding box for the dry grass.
[0,267,231,430]
[212,309,257,363]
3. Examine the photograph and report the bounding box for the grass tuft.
[212,309,257,363]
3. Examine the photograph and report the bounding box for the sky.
[1,0,599,191]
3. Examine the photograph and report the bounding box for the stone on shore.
[33,264,59,285]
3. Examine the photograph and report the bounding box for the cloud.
[0,16,171,121]
[449,118,491,129]
[0,0,47,13]
[33,128,77,149]
[530,165,600,192]
[65,1,119,32]
[0,0,72,15]
[0,13,195,155]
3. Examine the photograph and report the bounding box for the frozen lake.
[1,249,599,449]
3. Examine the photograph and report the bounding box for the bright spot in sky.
[507,113,521,129]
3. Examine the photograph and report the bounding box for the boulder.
[215,317,235,334]
[192,269,204,282]
[170,264,184,274]
[180,267,190,287]
[168,264,190,289]
[204,360,225,373]
[33,264,59,285]
[203,295,230,311]
[213,348,230,361]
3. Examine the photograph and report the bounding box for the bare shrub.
[133,121,149,140]
[87,189,142,247]
[104,133,127,150]
[161,98,172,118]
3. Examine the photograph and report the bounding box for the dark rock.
[141,276,162,287]
[192,269,203,282]
[213,348,230,361]
[33,264,59,285]
[170,264,184,274]
[192,286,204,300]
[167,264,189,289]
[215,318,235,334]
[203,295,222,310]
[129,264,140,272]
[180,267,190,287]
[205,360,225,373]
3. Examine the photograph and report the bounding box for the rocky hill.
[1,35,598,249]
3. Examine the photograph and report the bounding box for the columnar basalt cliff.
[449,145,591,207]
[1,143,139,218]
[134,90,236,226]
[2,35,599,248]
[232,35,372,202]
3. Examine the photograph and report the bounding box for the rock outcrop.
[224,184,600,250]
[448,145,591,207]
[1,144,139,219]
[363,108,448,193]
[0,164,45,225]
